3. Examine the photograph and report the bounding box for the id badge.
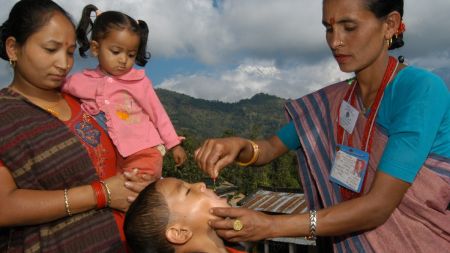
[339,101,359,134]
[330,145,369,193]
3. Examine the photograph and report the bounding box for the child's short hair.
[124,182,175,253]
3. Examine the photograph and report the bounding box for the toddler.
[63,4,186,178]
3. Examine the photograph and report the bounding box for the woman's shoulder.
[396,66,448,90]
[0,89,35,124]
[393,66,448,99]
[0,88,23,105]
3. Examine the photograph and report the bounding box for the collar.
[82,66,146,81]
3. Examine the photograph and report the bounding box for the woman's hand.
[195,137,248,178]
[172,145,187,167]
[195,136,288,178]
[122,169,155,202]
[209,207,275,242]
[103,174,136,212]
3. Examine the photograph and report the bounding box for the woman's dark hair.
[0,0,74,61]
[124,181,175,253]
[77,4,150,66]
[364,0,404,50]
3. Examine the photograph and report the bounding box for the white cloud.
[2,0,450,63]
[159,58,352,102]
[1,0,449,99]
[48,0,450,64]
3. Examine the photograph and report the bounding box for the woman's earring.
[386,38,393,48]
[9,58,16,68]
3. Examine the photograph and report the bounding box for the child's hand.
[172,145,187,167]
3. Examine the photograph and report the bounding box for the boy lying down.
[124,177,246,253]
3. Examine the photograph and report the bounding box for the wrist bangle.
[236,140,260,167]
[64,188,72,216]
[100,181,112,207]
[91,181,107,209]
[305,209,317,240]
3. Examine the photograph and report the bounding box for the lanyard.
[336,56,398,199]
[337,56,398,152]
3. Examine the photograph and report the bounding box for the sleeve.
[276,121,301,150]
[137,77,182,149]
[61,73,98,100]
[378,70,449,183]
[62,73,101,115]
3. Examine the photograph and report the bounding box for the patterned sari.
[286,82,450,252]
[0,88,126,253]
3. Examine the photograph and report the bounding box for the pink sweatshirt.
[63,67,183,157]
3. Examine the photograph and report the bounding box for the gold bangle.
[100,181,112,207]
[305,209,317,240]
[64,188,72,216]
[236,140,260,167]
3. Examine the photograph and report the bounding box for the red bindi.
[330,17,336,25]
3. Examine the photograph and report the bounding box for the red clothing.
[62,94,127,242]
[118,146,163,178]
[226,246,246,253]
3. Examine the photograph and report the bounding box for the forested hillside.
[156,88,288,139]
[156,88,302,195]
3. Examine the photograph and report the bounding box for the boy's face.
[157,178,229,226]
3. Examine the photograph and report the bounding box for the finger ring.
[233,219,243,231]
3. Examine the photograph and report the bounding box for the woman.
[195,0,449,252]
[0,1,150,252]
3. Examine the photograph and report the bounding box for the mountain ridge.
[156,88,289,140]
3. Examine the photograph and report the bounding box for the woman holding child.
[0,0,153,251]
[195,0,450,252]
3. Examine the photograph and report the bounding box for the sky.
[0,0,449,102]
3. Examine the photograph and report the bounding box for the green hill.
[156,88,288,140]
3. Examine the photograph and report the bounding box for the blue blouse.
[277,66,450,183]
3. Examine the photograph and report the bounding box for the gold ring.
[233,219,243,231]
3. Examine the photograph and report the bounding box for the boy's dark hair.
[364,0,404,50]
[124,181,175,253]
[0,0,74,61]
[76,4,150,66]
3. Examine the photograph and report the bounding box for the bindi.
[329,17,336,25]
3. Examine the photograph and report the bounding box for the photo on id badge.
[330,145,369,193]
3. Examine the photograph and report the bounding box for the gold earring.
[386,38,393,48]
[9,59,16,68]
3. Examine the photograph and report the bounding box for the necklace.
[356,95,369,114]
[40,97,63,118]
[45,107,60,117]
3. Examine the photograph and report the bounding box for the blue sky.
[1,0,449,102]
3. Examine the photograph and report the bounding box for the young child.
[63,4,186,179]
[124,178,247,253]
